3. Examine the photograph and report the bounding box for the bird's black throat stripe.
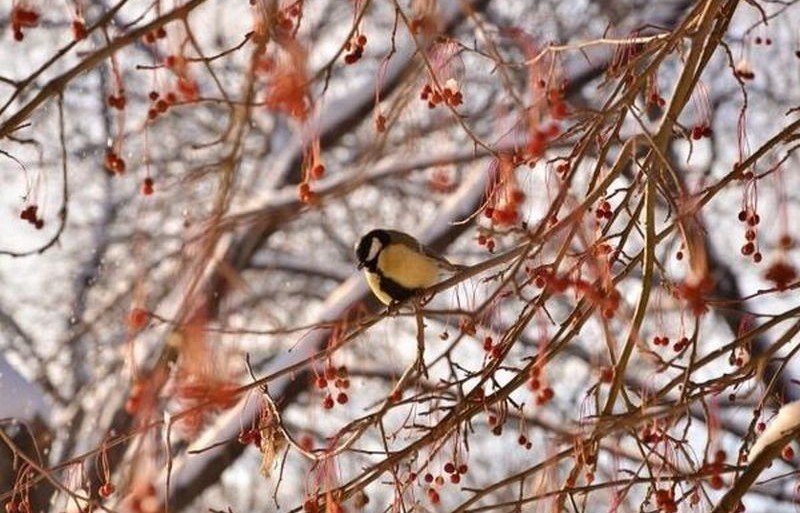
[375,269,416,302]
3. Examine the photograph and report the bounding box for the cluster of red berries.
[274,4,301,33]
[476,232,496,252]
[459,316,477,336]
[531,269,621,318]
[640,424,667,444]
[298,182,317,204]
[753,36,772,46]
[344,34,367,64]
[595,199,613,221]
[409,15,433,34]
[691,124,713,140]
[125,380,146,414]
[375,114,387,132]
[105,150,126,174]
[420,78,464,109]
[11,6,39,41]
[415,462,469,503]
[176,76,199,101]
[529,366,554,405]
[652,335,690,352]
[147,90,177,120]
[737,208,762,262]
[531,268,558,289]
[652,335,670,347]
[317,365,350,409]
[517,433,533,450]
[19,205,43,229]
[764,259,798,291]
[527,123,561,158]
[4,500,31,513]
[675,275,714,317]
[238,427,263,449]
[653,488,676,513]
[487,414,504,435]
[546,87,569,119]
[142,26,167,44]
[647,91,667,108]
[484,188,525,227]
[673,336,690,352]
[482,336,504,360]
[443,461,468,483]
[108,91,127,110]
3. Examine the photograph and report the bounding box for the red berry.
[311,164,325,179]
[128,308,148,329]
[98,482,116,498]
[72,20,87,40]
[142,177,154,196]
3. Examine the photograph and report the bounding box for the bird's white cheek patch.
[367,238,382,261]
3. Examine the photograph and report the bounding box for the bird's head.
[355,229,390,271]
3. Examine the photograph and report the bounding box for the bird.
[355,228,462,305]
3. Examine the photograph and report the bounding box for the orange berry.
[128,307,149,329]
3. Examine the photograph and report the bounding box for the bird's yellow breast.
[378,243,441,289]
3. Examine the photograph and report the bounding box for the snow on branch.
[747,400,800,463]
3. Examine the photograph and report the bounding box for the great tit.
[355,229,462,305]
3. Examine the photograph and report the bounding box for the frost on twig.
[748,400,800,463]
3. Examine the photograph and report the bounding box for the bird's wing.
[384,230,463,272]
